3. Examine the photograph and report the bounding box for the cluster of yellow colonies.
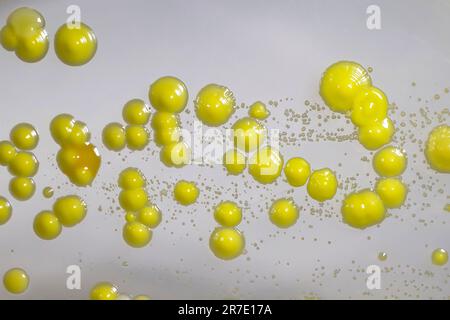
[103,99,152,151]
[0,123,39,202]
[320,61,408,229]
[90,281,150,300]
[33,195,87,240]
[118,168,161,248]
[209,201,245,260]
[51,114,101,187]
[1,7,97,66]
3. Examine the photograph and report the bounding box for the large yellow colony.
[320,61,394,150]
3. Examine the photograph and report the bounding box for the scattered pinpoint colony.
[0,123,39,201]
[118,168,162,248]
[0,7,49,62]
[320,61,394,150]
[210,201,245,260]
[50,114,101,187]
[33,195,87,240]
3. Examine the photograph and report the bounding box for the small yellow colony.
[210,200,245,260]
[54,22,97,66]
[173,180,199,206]
[195,84,236,126]
[431,248,448,266]
[307,168,338,202]
[118,168,161,248]
[51,114,101,187]
[248,101,270,120]
[90,282,151,300]
[248,146,284,184]
[284,157,311,187]
[33,195,87,240]
[341,189,386,229]
[0,7,49,63]
[222,149,246,175]
[320,61,394,150]
[372,146,407,177]
[3,268,29,294]
[103,99,151,151]
[0,123,39,201]
[425,125,450,173]
[0,196,12,225]
[269,198,299,228]
[148,76,191,168]
[375,178,408,208]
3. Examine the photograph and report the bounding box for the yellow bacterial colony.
[232,117,266,153]
[222,149,246,175]
[209,227,245,260]
[431,248,448,266]
[0,196,12,225]
[284,157,311,187]
[174,180,199,206]
[307,168,337,202]
[375,178,408,208]
[320,61,395,150]
[118,168,161,248]
[214,201,242,227]
[89,282,151,300]
[54,22,97,66]
[33,195,87,240]
[195,84,236,126]
[3,268,29,294]
[51,114,101,187]
[248,146,284,184]
[0,7,49,63]
[372,146,407,177]
[248,101,270,120]
[341,190,386,229]
[269,198,299,228]
[425,125,450,173]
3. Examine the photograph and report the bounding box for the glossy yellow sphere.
[50,114,75,146]
[0,196,12,225]
[125,212,137,223]
[425,125,450,173]
[160,142,191,168]
[125,125,149,150]
[7,151,39,177]
[3,268,29,294]
[102,122,126,151]
[306,168,338,202]
[122,99,151,125]
[232,117,266,153]
[53,195,87,227]
[373,146,407,177]
[0,141,17,166]
[214,201,242,227]
[173,180,199,206]
[223,149,246,175]
[10,123,39,150]
[149,76,188,113]
[90,282,119,300]
[431,248,448,266]
[248,101,270,120]
[33,211,62,240]
[151,111,179,130]
[284,157,311,187]
[119,188,149,212]
[209,227,245,260]
[358,118,394,150]
[67,121,90,146]
[118,167,146,190]
[137,204,162,229]
[248,146,283,184]
[269,198,299,228]
[42,186,54,198]
[123,221,152,248]
[320,61,372,113]
[153,127,181,146]
[9,177,35,201]
[14,29,49,63]
[375,178,407,208]
[351,87,388,127]
[341,190,386,229]
[54,22,97,66]
[195,84,235,126]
